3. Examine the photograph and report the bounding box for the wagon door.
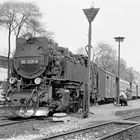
[98,68,106,101]
[105,74,112,98]
[111,76,116,98]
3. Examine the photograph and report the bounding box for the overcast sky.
[0,0,140,72]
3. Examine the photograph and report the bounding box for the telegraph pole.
[114,37,125,105]
[83,5,99,117]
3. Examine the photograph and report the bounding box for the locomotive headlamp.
[9,77,17,84]
[34,78,42,85]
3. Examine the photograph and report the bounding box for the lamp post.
[83,5,99,117]
[114,37,125,105]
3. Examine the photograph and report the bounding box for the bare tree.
[23,19,53,38]
[94,42,117,71]
[93,42,137,82]
[124,67,135,82]
[0,1,52,79]
[92,42,110,63]
[133,71,140,84]
[77,41,139,84]
[0,1,16,79]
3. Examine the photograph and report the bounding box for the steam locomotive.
[3,35,140,118]
[4,36,89,118]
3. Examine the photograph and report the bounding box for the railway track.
[0,105,35,127]
[98,123,140,140]
[1,110,140,139]
[124,114,140,122]
[0,115,52,128]
[37,114,140,140]
[0,116,34,127]
[36,121,136,140]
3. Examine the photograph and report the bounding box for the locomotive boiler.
[4,36,88,118]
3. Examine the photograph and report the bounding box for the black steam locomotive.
[4,35,139,118]
[4,36,89,118]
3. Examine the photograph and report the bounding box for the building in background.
[0,55,8,89]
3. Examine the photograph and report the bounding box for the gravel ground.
[0,113,110,140]
[59,123,132,140]
[101,125,140,140]
[1,103,140,140]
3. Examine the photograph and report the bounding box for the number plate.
[21,60,39,64]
